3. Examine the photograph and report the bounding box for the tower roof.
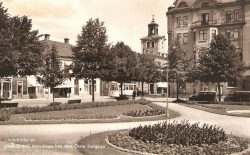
[148,14,159,26]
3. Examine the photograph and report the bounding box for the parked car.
[189,91,216,103]
[224,91,250,102]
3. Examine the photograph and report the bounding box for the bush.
[48,102,62,106]
[108,128,249,155]
[173,99,186,103]
[129,120,226,146]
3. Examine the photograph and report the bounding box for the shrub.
[48,102,62,106]
[129,120,226,146]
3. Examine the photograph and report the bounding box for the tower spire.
[152,14,155,21]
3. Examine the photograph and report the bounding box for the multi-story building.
[167,0,250,99]
[139,17,168,96]
[0,34,102,100]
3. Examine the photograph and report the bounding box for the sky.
[2,0,175,53]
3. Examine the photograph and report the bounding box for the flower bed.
[107,121,249,155]
[0,99,150,121]
[123,102,166,117]
[25,114,118,121]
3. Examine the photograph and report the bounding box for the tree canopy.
[71,18,112,102]
[190,34,246,101]
[0,2,44,78]
[109,41,137,96]
[167,39,190,99]
[37,44,68,103]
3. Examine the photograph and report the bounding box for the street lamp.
[164,62,169,118]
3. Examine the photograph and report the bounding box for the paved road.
[0,99,250,154]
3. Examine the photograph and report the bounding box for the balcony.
[191,20,217,29]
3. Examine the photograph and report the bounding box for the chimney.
[64,38,69,44]
[45,34,50,40]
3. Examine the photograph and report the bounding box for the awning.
[27,77,40,87]
[157,82,168,87]
[243,70,250,77]
[55,79,75,88]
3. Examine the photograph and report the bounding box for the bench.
[67,99,81,104]
[0,103,18,108]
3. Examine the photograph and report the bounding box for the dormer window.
[201,2,209,7]
[178,2,188,8]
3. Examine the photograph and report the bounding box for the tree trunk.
[176,82,179,100]
[217,82,221,102]
[141,82,144,99]
[92,77,95,102]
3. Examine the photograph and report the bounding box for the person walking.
[132,90,136,100]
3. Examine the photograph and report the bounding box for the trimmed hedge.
[0,99,150,121]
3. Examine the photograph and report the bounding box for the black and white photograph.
[0,0,250,154]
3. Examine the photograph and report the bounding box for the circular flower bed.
[107,120,249,155]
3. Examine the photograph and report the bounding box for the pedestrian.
[133,90,136,100]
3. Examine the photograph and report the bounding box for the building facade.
[167,0,250,99]
[139,17,168,96]
[0,34,101,100]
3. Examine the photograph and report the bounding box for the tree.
[167,39,190,100]
[110,42,137,96]
[0,2,44,78]
[37,44,68,103]
[71,18,112,102]
[135,53,162,98]
[193,34,246,102]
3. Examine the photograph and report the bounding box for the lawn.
[181,103,250,117]
[2,103,180,125]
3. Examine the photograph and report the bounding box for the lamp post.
[164,62,169,118]
[166,63,169,118]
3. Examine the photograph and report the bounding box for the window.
[183,33,188,43]
[177,33,181,40]
[201,13,209,24]
[177,17,181,26]
[146,42,150,48]
[28,87,36,94]
[225,29,231,39]
[151,28,155,34]
[199,30,207,40]
[201,2,209,7]
[151,42,155,48]
[233,28,239,39]
[234,9,239,20]
[228,79,237,87]
[211,29,216,39]
[226,11,231,21]
[193,31,196,41]
[183,16,188,25]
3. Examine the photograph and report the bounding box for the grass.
[77,130,134,155]
[1,104,180,125]
[181,103,250,117]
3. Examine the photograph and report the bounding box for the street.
[0,98,250,154]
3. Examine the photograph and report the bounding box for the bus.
[109,82,136,97]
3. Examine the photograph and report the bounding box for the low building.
[0,34,101,100]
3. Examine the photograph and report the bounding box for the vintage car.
[189,91,216,103]
[224,91,250,102]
